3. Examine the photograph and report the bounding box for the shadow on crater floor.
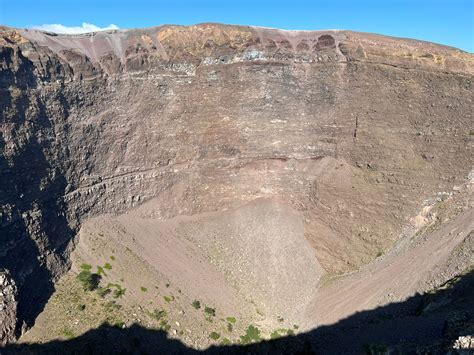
[2,270,473,354]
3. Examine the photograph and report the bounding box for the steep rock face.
[0,270,18,345]
[0,24,473,342]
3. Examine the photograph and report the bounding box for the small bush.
[113,286,126,299]
[149,309,167,321]
[220,338,231,345]
[77,270,101,291]
[270,330,281,339]
[164,295,174,303]
[104,263,112,270]
[62,328,75,340]
[80,263,92,271]
[140,286,148,292]
[160,320,171,332]
[204,306,216,317]
[110,255,116,261]
[104,301,122,311]
[209,332,221,340]
[226,316,236,324]
[192,300,201,309]
[227,323,233,332]
[240,325,262,344]
[77,304,86,311]
[97,266,107,276]
[97,287,111,298]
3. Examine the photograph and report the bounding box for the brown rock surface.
[0,23,473,345]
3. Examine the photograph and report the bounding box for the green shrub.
[220,338,231,345]
[227,323,233,332]
[61,328,75,340]
[149,309,167,321]
[104,301,121,311]
[104,263,112,270]
[80,263,92,271]
[204,306,216,317]
[160,320,171,331]
[113,286,126,298]
[240,325,261,344]
[110,255,116,261]
[97,266,107,276]
[97,287,111,298]
[226,316,236,324]
[164,295,174,303]
[77,270,101,291]
[192,300,201,309]
[209,332,221,340]
[140,286,148,292]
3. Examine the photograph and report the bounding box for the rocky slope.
[0,23,473,346]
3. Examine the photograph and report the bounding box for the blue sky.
[1,0,473,52]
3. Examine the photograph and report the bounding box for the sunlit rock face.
[0,23,473,342]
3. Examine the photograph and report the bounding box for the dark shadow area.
[2,270,473,354]
[0,48,75,337]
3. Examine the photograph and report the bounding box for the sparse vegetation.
[192,300,201,309]
[104,301,122,311]
[110,255,116,261]
[140,286,148,292]
[77,269,101,291]
[271,329,283,339]
[61,328,75,340]
[209,332,221,340]
[159,319,171,332]
[113,287,126,298]
[97,266,107,276]
[164,295,174,303]
[227,322,233,332]
[104,263,112,270]
[240,325,262,344]
[226,316,236,324]
[220,338,231,345]
[148,309,167,321]
[204,306,216,317]
[97,287,111,298]
[80,263,92,271]
[105,283,126,298]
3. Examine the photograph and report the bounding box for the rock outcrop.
[0,270,18,345]
[0,23,473,343]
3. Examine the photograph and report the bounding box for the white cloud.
[32,22,119,34]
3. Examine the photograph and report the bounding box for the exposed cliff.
[0,24,473,344]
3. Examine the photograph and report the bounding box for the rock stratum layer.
[0,23,473,345]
